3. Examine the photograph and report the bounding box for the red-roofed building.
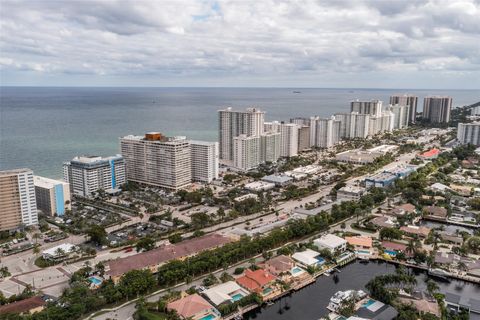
[106,234,232,283]
[236,269,278,299]
[0,296,46,315]
[418,148,441,160]
[167,294,220,320]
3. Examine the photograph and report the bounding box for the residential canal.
[420,219,475,235]
[244,261,480,320]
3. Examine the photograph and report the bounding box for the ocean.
[1,87,479,179]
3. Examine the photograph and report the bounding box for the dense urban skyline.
[1,0,479,88]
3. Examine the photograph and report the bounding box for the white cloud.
[0,0,479,88]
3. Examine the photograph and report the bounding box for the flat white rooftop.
[34,176,68,189]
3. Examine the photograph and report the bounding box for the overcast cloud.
[0,0,479,88]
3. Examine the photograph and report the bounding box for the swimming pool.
[231,293,244,301]
[357,250,370,254]
[363,299,376,307]
[88,277,102,285]
[384,250,397,256]
[291,267,303,275]
[199,314,216,320]
[263,287,273,295]
[316,257,325,265]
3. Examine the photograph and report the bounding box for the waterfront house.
[202,281,250,307]
[400,225,431,238]
[167,294,221,320]
[438,231,463,245]
[382,241,409,257]
[292,248,325,267]
[345,236,373,256]
[264,255,295,277]
[423,206,448,221]
[353,299,398,320]
[236,269,278,300]
[314,234,347,254]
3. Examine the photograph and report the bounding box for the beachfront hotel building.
[264,121,299,157]
[218,107,265,161]
[390,94,418,123]
[63,155,126,197]
[34,176,71,216]
[0,169,38,231]
[422,96,452,123]
[120,133,191,191]
[309,116,341,148]
[457,122,480,146]
[190,140,219,183]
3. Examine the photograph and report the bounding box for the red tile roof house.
[387,203,417,216]
[423,206,448,221]
[0,296,46,315]
[236,269,278,300]
[167,294,221,320]
[382,241,413,257]
[106,234,232,283]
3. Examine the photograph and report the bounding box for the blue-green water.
[1,87,478,178]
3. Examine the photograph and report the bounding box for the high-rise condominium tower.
[218,107,265,161]
[334,112,370,139]
[264,121,299,157]
[350,100,383,117]
[34,176,71,216]
[63,155,126,197]
[0,169,38,231]
[422,96,452,123]
[120,133,191,191]
[388,104,410,129]
[457,122,480,146]
[190,141,219,183]
[390,94,418,124]
[309,116,341,148]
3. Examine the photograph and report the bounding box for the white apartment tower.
[457,122,480,146]
[190,141,219,183]
[120,133,191,191]
[264,121,299,157]
[390,94,418,123]
[233,132,280,170]
[334,112,370,139]
[309,116,341,148]
[0,169,38,231]
[368,111,395,136]
[233,135,262,171]
[389,104,410,129]
[422,96,452,123]
[351,100,383,117]
[218,107,265,161]
[63,155,126,197]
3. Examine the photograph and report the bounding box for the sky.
[0,0,479,88]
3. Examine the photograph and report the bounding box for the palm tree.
[457,261,468,273]
[32,233,42,245]
[406,239,417,256]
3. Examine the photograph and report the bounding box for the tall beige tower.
[0,169,38,231]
